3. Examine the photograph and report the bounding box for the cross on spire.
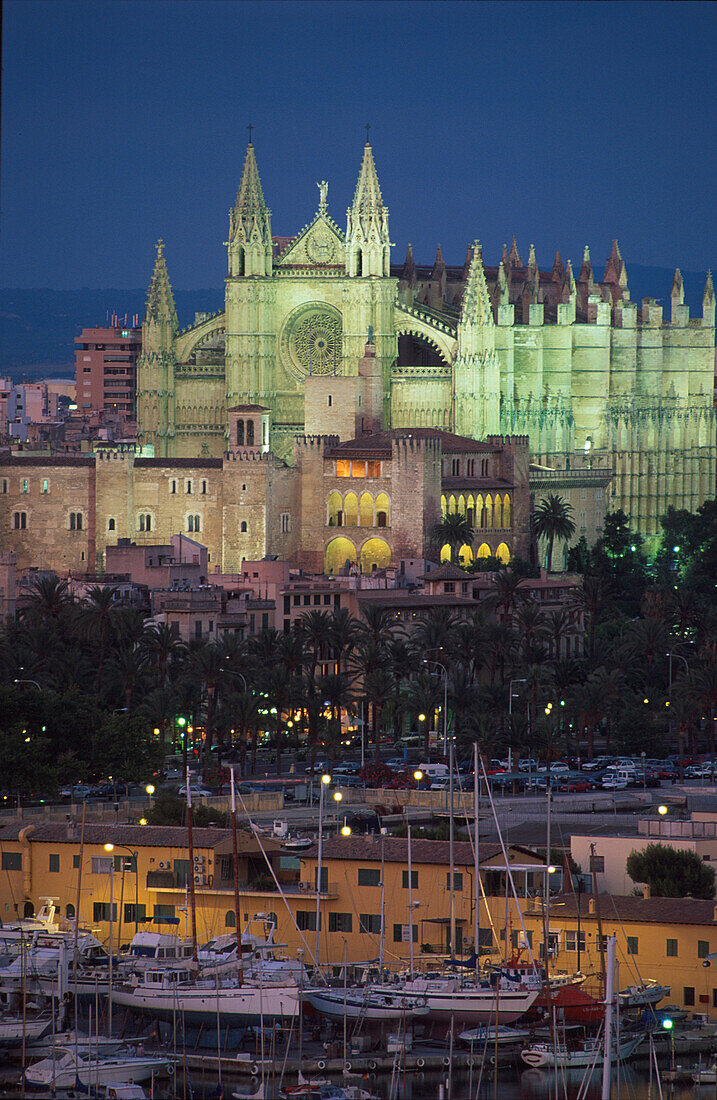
[247,123,253,144]
[365,123,371,143]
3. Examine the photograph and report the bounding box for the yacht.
[111,966,300,1024]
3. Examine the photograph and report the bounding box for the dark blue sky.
[2,0,715,292]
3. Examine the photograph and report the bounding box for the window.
[22,479,28,493]
[626,936,638,955]
[41,479,49,494]
[93,902,117,922]
[589,854,604,873]
[281,512,290,533]
[297,910,318,932]
[139,514,152,532]
[698,940,710,959]
[187,515,201,533]
[49,854,60,873]
[66,903,76,919]
[666,939,678,957]
[336,459,351,477]
[327,395,332,407]
[186,480,192,494]
[314,866,328,892]
[247,420,255,445]
[170,480,177,494]
[1,479,6,493]
[393,924,418,943]
[225,910,236,927]
[329,912,353,933]
[153,904,175,919]
[13,512,26,530]
[402,870,418,889]
[451,458,460,476]
[467,460,475,476]
[240,521,247,533]
[1,852,21,871]
[684,986,695,1007]
[124,903,146,924]
[201,480,207,495]
[73,855,80,869]
[108,518,116,531]
[359,914,381,934]
[114,855,136,873]
[446,872,463,890]
[565,930,585,952]
[358,868,381,887]
[91,857,112,875]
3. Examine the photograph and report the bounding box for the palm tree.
[406,674,443,756]
[485,569,528,627]
[363,668,395,762]
[358,604,398,648]
[571,574,610,660]
[533,494,576,571]
[79,585,119,687]
[431,513,474,564]
[328,607,360,675]
[20,575,74,622]
[141,622,187,688]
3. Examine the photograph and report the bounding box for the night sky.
[2,0,715,292]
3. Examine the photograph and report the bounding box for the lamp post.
[145,784,155,812]
[315,773,331,973]
[103,843,115,1035]
[666,651,690,780]
[423,660,449,755]
[14,677,43,690]
[109,843,139,947]
[509,679,527,772]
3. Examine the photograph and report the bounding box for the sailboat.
[520,1030,644,1069]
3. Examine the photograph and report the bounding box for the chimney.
[588,897,596,915]
[642,883,650,900]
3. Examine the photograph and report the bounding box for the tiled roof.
[535,893,717,927]
[1,456,95,467]
[227,405,269,413]
[0,823,231,848]
[326,429,495,457]
[134,458,223,469]
[421,564,470,581]
[301,836,540,866]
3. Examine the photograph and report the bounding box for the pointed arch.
[457,494,466,516]
[495,542,511,564]
[343,492,358,527]
[328,491,342,526]
[325,537,357,575]
[359,491,374,527]
[458,543,474,566]
[475,494,484,527]
[477,542,492,559]
[440,494,447,519]
[448,494,457,514]
[359,538,391,574]
[375,492,390,527]
[494,495,502,527]
[485,494,493,527]
[440,543,452,563]
[503,493,511,527]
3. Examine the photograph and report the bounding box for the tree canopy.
[626,842,715,900]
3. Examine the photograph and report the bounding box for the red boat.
[530,983,604,1025]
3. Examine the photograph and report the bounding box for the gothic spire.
[703,270,714,306]
[402,242,416,283]
[228,142,272,277]
[551,250,564,284]
[603,239,628,291]
[346,140,390,276]
[508,237,522,267]
[579,245,593,284]
[431,243,446,281]
[527,243,537,272]
[459,241,493,328]
[671,268,684,305]
[145,240,178,330]
[561,259,576,303]
[496,259,510,306]
[462,243,473,280]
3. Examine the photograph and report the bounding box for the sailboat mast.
[379,834,386,972]
[230,768,243,985]
[601,935,616,1100]
[473,742,479,967]
[449,741,455,958]
[186,768,199,965]
[407,825,414,975]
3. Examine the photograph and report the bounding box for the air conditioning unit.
[298,881,309,892]
[158,861,169,870]
[194,855,205,864]
[194,873,204,885]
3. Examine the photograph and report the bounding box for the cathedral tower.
[136,241,178,456]
[345,141,391,277]
[228,142,272,278]
[454,243,500,438]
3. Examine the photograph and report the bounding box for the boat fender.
[251,1064,260,1076]
[417,1058,425,1068]
[344,1062,351,1072]
[167,1064,175,1076]
[368,1060,377,1070]
[317,1060,326,1071]
[443,1057,451,1067]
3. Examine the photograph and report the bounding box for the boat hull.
[302,989,429,1022]
[111,981,299,1024]
[521,1034,644,1068]
[25,1054,170,1089]
[378,982,538,1024]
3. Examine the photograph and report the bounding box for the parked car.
[518,759,539,772]
[601,775,628,790]
[59,783,92,800]
[178,784,212,797]
[557,777,596,793]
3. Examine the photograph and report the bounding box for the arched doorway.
[325,537,357,575]
[359,538,391,574]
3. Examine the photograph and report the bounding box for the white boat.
[520,1031,644,1068]
[0,1013,51,1047]
[618,979,670,1008]
[199,916,308,983]
[25,1028,127,1058]
[302,984,430,1021]
[459,1024,531,1046]
[371,972,539,1024]
[693,1063,717,1084]
[24,1047,171,1089]
[111,966,299,1024]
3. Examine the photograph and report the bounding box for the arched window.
[477,543,492,560]
[328,491,342,527]
[359,537,391,574]
[66,903,76,920]
[485,494,493,528]
[440,543,452,563]
[359,492,373,527]
[503,494,511,527]
[108,518,116,532]
[225,910,236,928]
[240,521,247,533]
[495,542,511,564]
[324,537,357,575]
[343,492,358,527]
[494,496,502,527]
[139,514,152,533]
[237,419,244,446]
[70,513,76,530]
[458,543,474,566]
[375,492,390,528]
[475,494,484,527]
[13,512,26,530]
[457,495,466,516]
[77,513,83,531]
[448,495,457,514]
[440,494,447,519]
[23,901,34,918]
[194,515,200,532]
[247,419,255,445]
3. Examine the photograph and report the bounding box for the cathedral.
[136,139,716,540]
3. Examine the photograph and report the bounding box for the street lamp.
[315,773,331,973]
[658,804,668,816]
[109,843,139,946]
[14,677,43,690]
[103,843,115,1035]
[145,784,155,811]
[423,660,449,754]
[341,824,351,837]
[666,652,690,779]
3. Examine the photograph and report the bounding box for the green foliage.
[626,843,715,900]
[655,501,717,602]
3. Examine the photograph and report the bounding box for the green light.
[177,717,187,727]
[662,1018,673,1030]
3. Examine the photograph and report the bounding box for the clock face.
[281,303,343,380]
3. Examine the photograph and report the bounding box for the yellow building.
[521,892,717,1019]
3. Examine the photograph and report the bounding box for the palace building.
[135,139,715,540]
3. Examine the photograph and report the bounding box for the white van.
[418,763,449,779]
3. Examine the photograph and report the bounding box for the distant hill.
[0,265,709,380]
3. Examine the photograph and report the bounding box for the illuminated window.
[366,460,381,477]
[336,459,351,477]
[352,460,366,478]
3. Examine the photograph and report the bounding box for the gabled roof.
[422,563,470,582]
[326,428,495,458]
[301,836,541,866]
